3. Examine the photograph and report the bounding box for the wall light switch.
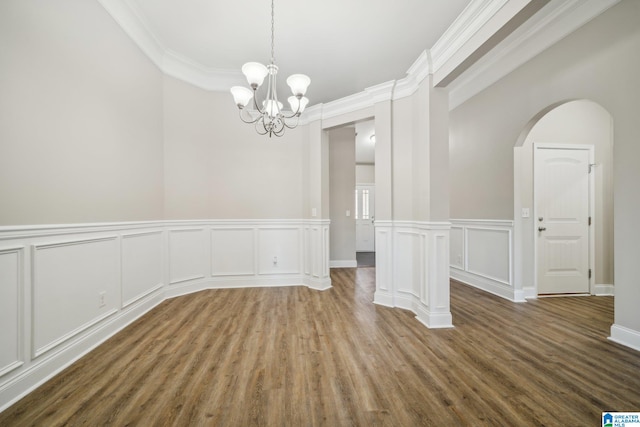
[346,210,350,217]
[522,208,530,218]
[312,208,317,217]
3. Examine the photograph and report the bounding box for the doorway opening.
[513,100,614,298]
[328,118,376,269]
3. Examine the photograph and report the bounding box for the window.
[355,188,370,220]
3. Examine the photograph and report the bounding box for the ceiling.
[126,0,471,105]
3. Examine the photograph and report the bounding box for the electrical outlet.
[457,255,462,264]
[99,291,106,308]
[273,256,278,266]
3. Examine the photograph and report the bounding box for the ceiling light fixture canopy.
[230,0,310,138]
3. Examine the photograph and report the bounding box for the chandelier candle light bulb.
[230,0,310,137]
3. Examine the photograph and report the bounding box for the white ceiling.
[126,0,471,104]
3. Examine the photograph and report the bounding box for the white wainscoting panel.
[168,228,208,285]
[373,222,393,306]
[258,228,301,275]
[304,222,331,290]
[450,220,519,302]
[0,247,23,377]
[121,231,164,308]
[0,219,331,412]
[450,226,464,269]
[374,221,452,328]
[32,237,119,358]
[394,230,421,301]
[466,227,511,284]
[211,228,255,276]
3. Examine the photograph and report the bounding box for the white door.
[355,185,375,252]
[535,146,591,295]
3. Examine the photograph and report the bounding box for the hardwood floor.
[2,268,639,426]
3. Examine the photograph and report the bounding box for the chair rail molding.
[0,218,330,413]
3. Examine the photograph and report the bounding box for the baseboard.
[307,276,332,291]
[450,268,521,302]
[0,290,164,413]
[165,276,311,299]
[594,284,614,296]
[330,260,357,268]
[523,286,537,299]
[373,290,394,307]
[414,303,454,329]
[609,324,640,352]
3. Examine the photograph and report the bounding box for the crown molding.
[448,0,621,109]
[299,104,324,125]
[162,50,245,91]
[98,0,244,92]
[99,0,620,118]
[393,50,432,100]
[98,0,165,68]
[320,90,375,121]
[365,81,396,104]
[430,0,510,75]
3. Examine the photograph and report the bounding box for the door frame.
[533,143,595,296]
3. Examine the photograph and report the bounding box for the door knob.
[538,227,546,231]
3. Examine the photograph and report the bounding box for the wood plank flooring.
[1,268,639,426]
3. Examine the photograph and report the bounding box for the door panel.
[355,185,375,252]
[535,147,590,294]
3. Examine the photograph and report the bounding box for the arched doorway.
[513,100,614,297]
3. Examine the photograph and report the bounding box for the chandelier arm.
[280,110,300,120]
[238,108,261,124]
[255,119,270,136]
[252,89,266,115]
[282,117,300,130]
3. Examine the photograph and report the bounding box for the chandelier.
[230,0,310,137]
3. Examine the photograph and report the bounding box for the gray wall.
[449,0,640,332]
[329,127,356,263]
[163,76,306,220]
[0,0,164,225]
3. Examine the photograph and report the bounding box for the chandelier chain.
[270,0,275,64]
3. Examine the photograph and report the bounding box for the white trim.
[330,260,357,268]
[451,269,522,302]
[0,291,164,413]
[393,50,431,100]
[450,219,514,227]
[609,324,640,352]
[0,246,25,379]
[464,226,512,286]
[98,0,619,121]
[431,0,509,74]
[533,144,595,296]
[450,219,517,301]
[449,0,620,109]
[594,284,614,296]
[373,221,453,329]
[0,219,331,411]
